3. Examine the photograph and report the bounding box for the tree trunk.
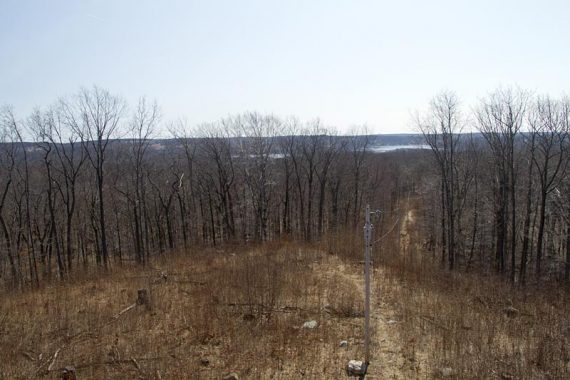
[536,191,547,280]
[520,157,534,286]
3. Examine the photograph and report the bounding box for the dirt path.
[399,209,415,256]
[363,208,428,379]
[337,264,420,379]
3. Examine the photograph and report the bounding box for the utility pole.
[364,204,373,364]
[347,204,377,376]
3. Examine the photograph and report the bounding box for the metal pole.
[364,204,372,364]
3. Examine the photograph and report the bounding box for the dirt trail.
[323,257,410,379]
[400,209,415,254]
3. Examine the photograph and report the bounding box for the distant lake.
[369,144,430,153]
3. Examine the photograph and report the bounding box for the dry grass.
[3,213,569,379]
[0,242,367,379]
[377,208,570,379]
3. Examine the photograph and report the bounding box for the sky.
[1,0,569,134]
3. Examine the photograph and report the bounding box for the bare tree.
[238,113,279,241]
[347,127,369,228]
[530,96,570,280]
[0,106,21,284]
[4,106,41,286]
[63,86,126,268]
[128,97,159,263]
[519,129,536,285]
[316,130,340,237]
[29,109,66,279]
[298,120,327,241]
[169,119,198,248]
[195,120,237,242]
[476,87,529,281]
[279,118,301,237]
[418,91,463,269]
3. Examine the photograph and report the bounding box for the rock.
[346,360,366,376]
[339,340,348,348]
[438,367,455,377]
[302,320,318,329]
[387,319,398,325]
[223,373,239,380]
[200,358,210,367]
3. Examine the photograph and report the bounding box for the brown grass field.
[1,210,570,379]
[0,242,369,379]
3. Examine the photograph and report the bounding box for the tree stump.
[61,366,76,380]
[137,288,151,310]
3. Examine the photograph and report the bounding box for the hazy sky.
[1,0,569,133]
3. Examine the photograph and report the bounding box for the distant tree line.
[0,86,409,288]
[5,85,566,289]
[417,88,570,285]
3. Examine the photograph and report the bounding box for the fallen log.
[113,303,137,319]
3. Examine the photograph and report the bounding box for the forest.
[0,86,568,288]
[418,88,570,285]
[0,86,407,287]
